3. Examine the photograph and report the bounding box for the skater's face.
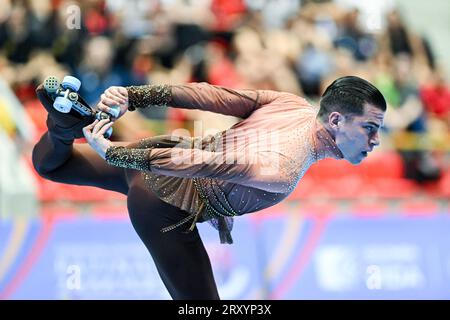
[331,103,384,164]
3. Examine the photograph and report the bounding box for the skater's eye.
[363,122,380,134]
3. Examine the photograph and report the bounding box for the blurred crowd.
[1,0,449,184]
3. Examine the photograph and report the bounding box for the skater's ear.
[36,84,55,112]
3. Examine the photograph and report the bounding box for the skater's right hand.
[97,86,129,120]
[83,119,114,160]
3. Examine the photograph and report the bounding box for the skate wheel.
[43,76,60,93]
[104,127,113,138]
[109,105,120,118]
[95,111,110,121]
[61,76,81,91]
[54,96,72,113]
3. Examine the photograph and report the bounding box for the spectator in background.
[385,9,413,57]
[420,68,450,128]
[28,0,57,50]
[0,2,34,63]
[76,36,128,104]
[379,54,441,183]
[105,0,156,38]
[383,8,435,75]
[296,41,333,97]
[75,36,151,140]
[245,0,300,30]
[334,8,377,61]
[211,0,247,32]
[51,0,89,70]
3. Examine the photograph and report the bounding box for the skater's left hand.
[83,119,114,159]
[97,86,129,120]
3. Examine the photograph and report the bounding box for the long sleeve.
[106,145,292,193]
[127,82,285,119]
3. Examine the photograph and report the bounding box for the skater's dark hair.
[318,76,386,120]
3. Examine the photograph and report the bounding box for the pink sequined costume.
[106,83,343,243]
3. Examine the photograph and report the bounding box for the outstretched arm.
[104,145,291,193]
[143,83,264,118]
[98,83,286,120]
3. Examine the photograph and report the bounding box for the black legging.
[32,132,220,299]
[127,175,219,299]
